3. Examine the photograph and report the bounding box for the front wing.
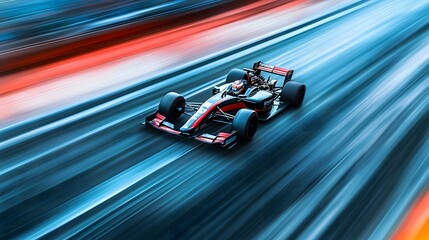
[144,112,239,148]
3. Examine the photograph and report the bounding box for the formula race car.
[144,61,306,148]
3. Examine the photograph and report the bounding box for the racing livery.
[144,61,306,148]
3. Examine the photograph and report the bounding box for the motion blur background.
[1,0,428,239]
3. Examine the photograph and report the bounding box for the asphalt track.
[1,0,429,239]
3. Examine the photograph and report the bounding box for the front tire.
[232,109,258,141]
[281,82,306,107]
[158,92,185,122]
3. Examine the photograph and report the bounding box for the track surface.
[1,0,429,239]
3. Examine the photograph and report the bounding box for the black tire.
[158,92,185,122]
[232,109,258,141]
[226,69,247,83]
[281,81,306,107]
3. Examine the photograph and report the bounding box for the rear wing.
[253,61,294,82]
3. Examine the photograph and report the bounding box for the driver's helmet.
[232,80,245,95]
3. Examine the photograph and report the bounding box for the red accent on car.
[255,106,272,113]
[273,66,290,75]
[152,113,166,127]
[155,113,166,120]
[256,65,291,76]
[214,132,233,145]
[256,66,273,72]
[220,102,246,112]
[195,136,214,143]
[217,132,231,138]
[213,139,225,144]
[195,133,229,145]
[149,113,181,134]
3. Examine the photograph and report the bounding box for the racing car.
[144,61,306,148]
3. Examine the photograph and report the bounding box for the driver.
[231,79,247,95]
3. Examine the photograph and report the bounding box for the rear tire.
[281,82,306,107]
[158,92,185,122]
[226,69,248,84]
[232,109,258,141]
